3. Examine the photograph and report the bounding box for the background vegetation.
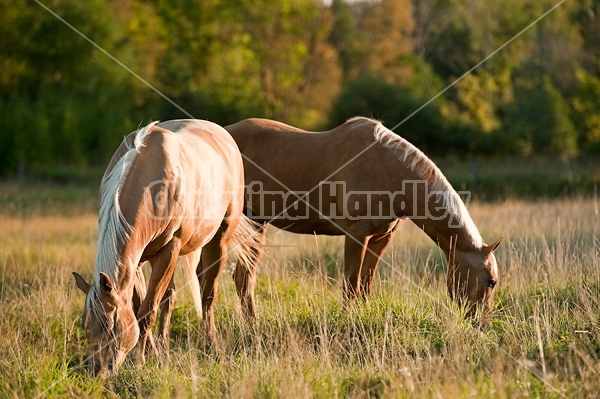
[0,0,599,180]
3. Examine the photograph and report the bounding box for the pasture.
[0,184,598,398]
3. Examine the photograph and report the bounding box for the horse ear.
[484,237,504,256]
[98,272,115,295]
[73,272,91,294]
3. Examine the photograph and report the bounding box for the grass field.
[0,185,598,398]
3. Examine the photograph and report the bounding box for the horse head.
[447,237,503,317]
[73,272,139,376]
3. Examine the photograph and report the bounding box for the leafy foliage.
[505,72,579,157]
[0,0,598,178]
[572,69,600,153]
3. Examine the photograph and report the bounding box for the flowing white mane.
[349,117,483,247]
[94,122,158,284]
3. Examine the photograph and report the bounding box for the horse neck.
[419,214,481,257]
[94,187,152,295]
[94,240,139,296]
[400,183,483,256]
[114,212,159,294]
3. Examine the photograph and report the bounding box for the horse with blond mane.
[73,119,258,375]
[225,117,502,318]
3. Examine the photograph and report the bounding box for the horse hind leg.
[359,233,393,299]
[343,223,372,300]
[359,220,403,299]
[233,223,267,320]
[198,224,229,351]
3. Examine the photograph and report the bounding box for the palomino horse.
[226,117,502,317]
[73,119,258,375]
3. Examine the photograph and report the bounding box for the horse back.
[226,118,401,234]
[112,120,244,256]
[227,118,399,189]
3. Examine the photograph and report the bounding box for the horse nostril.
[489,279,497,289]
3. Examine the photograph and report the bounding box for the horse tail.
[182,250,203,320]
[229,214,263,274]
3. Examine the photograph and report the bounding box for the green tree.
[576,0,600,74]
[0,0,156,177]
[329,0,356,81]
[449,70,513,135]
[504,73,578,157]
[234,0,341,127]
[354,0,415,85]
[328,73,470,155]
[328,0,416,86]
[572,69,600,153]
[153,0,340,128]
[1,0,598,178]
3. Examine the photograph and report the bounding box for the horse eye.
[488,279,497,289]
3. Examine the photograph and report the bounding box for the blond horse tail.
[229,214,263,275]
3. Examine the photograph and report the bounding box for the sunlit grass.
[0,192,598,398]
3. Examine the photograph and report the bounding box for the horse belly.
[180,219,223,254]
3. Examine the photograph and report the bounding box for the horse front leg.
[136,238,181,364]
[132,263,158,359]
[157,278,176,354]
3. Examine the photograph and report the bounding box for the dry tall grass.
[0,197,598,398]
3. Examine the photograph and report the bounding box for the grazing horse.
[226,117,502,317]
[73,119,258,375]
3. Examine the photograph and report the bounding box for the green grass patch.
[0,190,598,397]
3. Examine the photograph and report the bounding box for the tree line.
[0,0,599,178]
